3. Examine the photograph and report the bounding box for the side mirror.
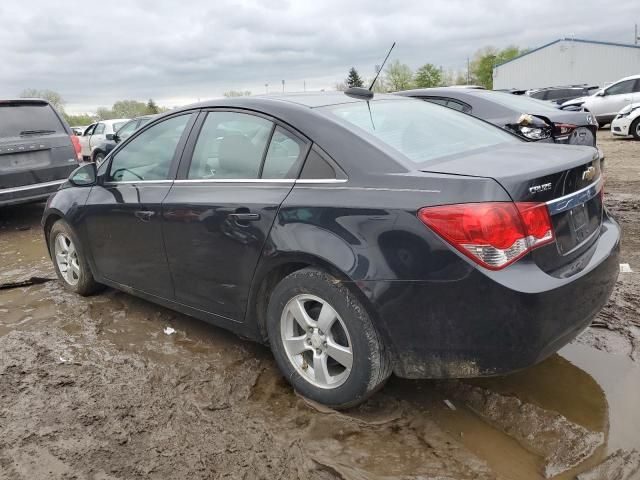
[68,163,97,187]
[113,133,121,143]
[106,133,114,141]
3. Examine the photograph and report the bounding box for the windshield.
[112,121,128,131]
[323,99,517,164]
[476,91,562,112]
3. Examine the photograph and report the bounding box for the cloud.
[0,0,637,113]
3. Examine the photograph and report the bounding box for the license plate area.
[551,194,602,256]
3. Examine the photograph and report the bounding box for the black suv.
[1,99,81,207]
[526,86,599,104]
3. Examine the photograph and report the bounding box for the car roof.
[185,91,405,110]
[101,118,130,124]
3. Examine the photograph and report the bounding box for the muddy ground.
[0,131,639,480]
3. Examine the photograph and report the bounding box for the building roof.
[495,38,640,68]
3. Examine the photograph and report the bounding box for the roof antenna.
[369,42,395,91]
[344,42,396,99]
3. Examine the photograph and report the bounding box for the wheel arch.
[246,253,382,345]
[42,209,65,257]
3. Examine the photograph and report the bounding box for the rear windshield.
[475,91,562,112]
[322,99,517,164]
[0,103,65,137]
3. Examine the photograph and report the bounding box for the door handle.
[135,210,155,222]
[228,212,261,222]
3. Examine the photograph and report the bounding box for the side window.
[84,124,96,136]
[529,91,545,100]
[261,127,306,179]
[116,120,138,140]
[634,79,640,93]
[188,112,272,180]
[299,148,338,179]
[445,99,471,113]
[94,123,105,135]
[605,80,635,96]
[424,97,448,107]
[108,114,191,182]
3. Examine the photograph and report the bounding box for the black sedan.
[42,92,619,408]
[397,88,600,147]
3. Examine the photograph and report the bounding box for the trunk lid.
[0,100,77,189]
[421,143,603,275]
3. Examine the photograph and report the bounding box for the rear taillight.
[418,202,554,270]
[70,135,82,161]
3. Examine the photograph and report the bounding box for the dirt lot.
[1,131,639,480]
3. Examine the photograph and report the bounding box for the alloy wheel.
[54,233,80,286]
[280,294,353,389]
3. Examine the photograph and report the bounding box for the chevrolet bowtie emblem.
[582,166,596,182]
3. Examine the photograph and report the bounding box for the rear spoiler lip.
[0,98,50,106]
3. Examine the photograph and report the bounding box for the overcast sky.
[1,0,639,114]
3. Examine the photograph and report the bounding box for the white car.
[79,118,129,160]
[561,74,640,127]
[611,102,640,139]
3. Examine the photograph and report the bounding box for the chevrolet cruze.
[42,92,619,408]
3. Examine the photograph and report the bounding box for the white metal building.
[493,38,640,90]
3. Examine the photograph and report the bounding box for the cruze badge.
[582,166,596,182]
[529,183,552,194]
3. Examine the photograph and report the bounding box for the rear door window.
[188,112,273,180]
[0,103,65,138]
[94,123,105,135]
[261,127,306,179]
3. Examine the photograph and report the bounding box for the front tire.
[93,151,105,164]
[267,268,391,409]
[631,117,640,140]
[49,220,102,296]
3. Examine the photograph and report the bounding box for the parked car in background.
[561,75,640,126]
[90,115,156,164]
[71,126,86,136]
[526,85,599,104]
[611,102,640,139]
[42,92,619,408]
[397,88,599,146]
[0,99,81,207]
[79,118,129,160]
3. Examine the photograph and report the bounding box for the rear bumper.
[0,179,66,206]
[357,214,620,379]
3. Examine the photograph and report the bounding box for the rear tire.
[266,268,392,409]
[49,220,102,296]
[631,117,640,140]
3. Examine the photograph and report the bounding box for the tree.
[384,60,413,91]
[19,88,65,113]
[111,100,149,118]
[346,67,364,88]
[223,90,252,97]
[96,107,116,120]
[146,99,159,114]
[470,45,526,89]
[414,64,442,88]
[63,113,96,126]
